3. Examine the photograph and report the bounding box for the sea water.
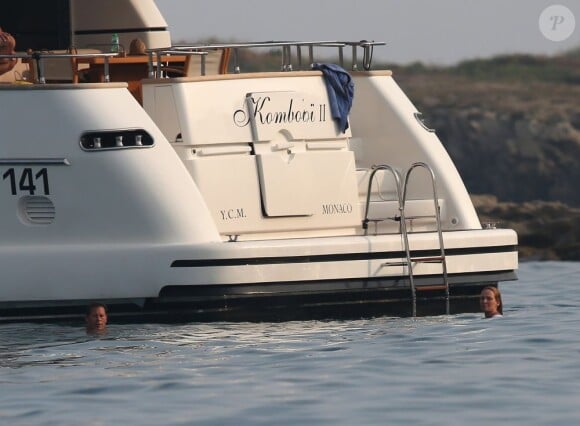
[1,261,579,425]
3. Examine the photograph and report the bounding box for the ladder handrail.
[402,162,449,315]
[362,165,403,234]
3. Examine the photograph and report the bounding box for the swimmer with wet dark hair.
[85,302,108,334]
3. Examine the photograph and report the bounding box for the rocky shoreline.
[472,194,580,261]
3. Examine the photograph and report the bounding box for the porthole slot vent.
[80,129,154,151]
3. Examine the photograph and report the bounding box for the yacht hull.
[0,18,519,322]
[0,229,516,322]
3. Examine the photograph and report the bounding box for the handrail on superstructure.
[0,51,119,84]
[148,40,386,75]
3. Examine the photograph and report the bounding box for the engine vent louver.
[19,196,55,225]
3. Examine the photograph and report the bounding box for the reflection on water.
[1,262,580,425]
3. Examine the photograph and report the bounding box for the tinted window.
[4,0,71,50]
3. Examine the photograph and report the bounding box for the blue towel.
[312,63,354,133]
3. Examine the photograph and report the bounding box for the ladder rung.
[367,217,400,223]
[416,284,447,291]
[382,256,445,266]
[410,256,444,263]
[381,261,409,267]
[404,214,437,220]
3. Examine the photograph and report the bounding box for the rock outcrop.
[387,54,580,260]
[472,194,580,260]
[396,70,580,207]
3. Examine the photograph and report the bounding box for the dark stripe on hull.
[170,245,517,268]
[155,270,516,320]
[0,270,516,323]
[159,270,516,300]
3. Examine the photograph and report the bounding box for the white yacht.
[0,0,517,321]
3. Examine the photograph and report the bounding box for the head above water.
[480,286,503,318]
[85,302,108,333]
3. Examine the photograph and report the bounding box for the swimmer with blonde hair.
[480,286,503,318]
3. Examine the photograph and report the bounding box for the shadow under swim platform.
[0,279,488,324]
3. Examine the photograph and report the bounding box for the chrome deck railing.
[148,40,385,76]
[1,40,385,83]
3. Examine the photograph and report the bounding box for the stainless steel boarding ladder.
[401,162,449,315]
[362,165,417,316]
